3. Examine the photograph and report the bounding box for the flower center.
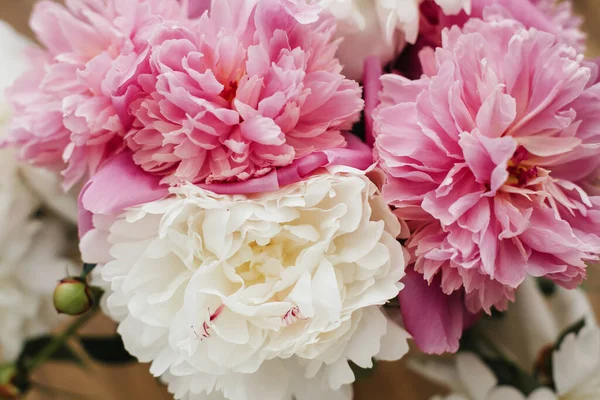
[235,239,290,286]
[219,80,239,103]
[506,146,539,187]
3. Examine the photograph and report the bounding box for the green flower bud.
[53,278,93,316]
[0,365,19,399]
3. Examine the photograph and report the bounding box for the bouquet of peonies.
[0,0,599,399]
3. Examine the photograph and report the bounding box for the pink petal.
[185,0,211,18]
[281,0,322,24]
[475,87,516,138]
[398,268,468,354]
[589,57,600,84]
[78,151,169,238]
[201,133,372,194]
[363,56,382,146]
[240,115,285,145]
[515,136,582,157]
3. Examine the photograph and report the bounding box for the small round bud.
[53,278,93,316]
[0,365,19,399]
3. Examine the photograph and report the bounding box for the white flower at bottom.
[410,279,600,400]
[93,167,409,399]
[552,325,600,400]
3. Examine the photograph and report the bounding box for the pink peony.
[118,0,363,185]
[4,0,188,188]
[374,15,600,352]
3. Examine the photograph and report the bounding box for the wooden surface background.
[0,0,599,398]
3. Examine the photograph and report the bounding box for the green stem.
[476,330,541,395]
[477,331,514,362]
[25,306,98,373]
[80,264,97,280]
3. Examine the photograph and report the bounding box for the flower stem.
[80,263,97,280]
[25,305,98,373]
[476,330,541,395]
[477,331,515,362]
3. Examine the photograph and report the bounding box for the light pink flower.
[4,0,188,188]
[119,0,363,185]
[374,16,600,352]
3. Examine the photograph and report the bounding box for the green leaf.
[80,264,97,280]
[489,307,505,320]
[484,358,540,395]
[79,336,136,365]
[457,327,479,353]
[17,336,82,368]
[459,328,541,396]
[349,360,376,381]
[554,319,586,352]
[536,278,557,297]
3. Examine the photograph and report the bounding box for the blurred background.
[0,0,599,398]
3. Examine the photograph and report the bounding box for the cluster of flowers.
[3,0,600,399]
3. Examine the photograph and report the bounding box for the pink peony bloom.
[118,0,363,185]
[4,0,188,188]
[374,15,600,352]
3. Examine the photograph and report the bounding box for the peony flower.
[410,278,600,400]
[119,0,363,186]
[81,166,409,400]
[319,0,470,80]
[0,20,78,362]
[373,14,600,353]
[3,0,188,189]
[0,216,77,362]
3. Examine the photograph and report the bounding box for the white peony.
[410,278,600,400]
[90,167,410,399]
[321,0,471,80]
[0,19,79,362]
[0,216,78,362]
[552,324,600,400]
